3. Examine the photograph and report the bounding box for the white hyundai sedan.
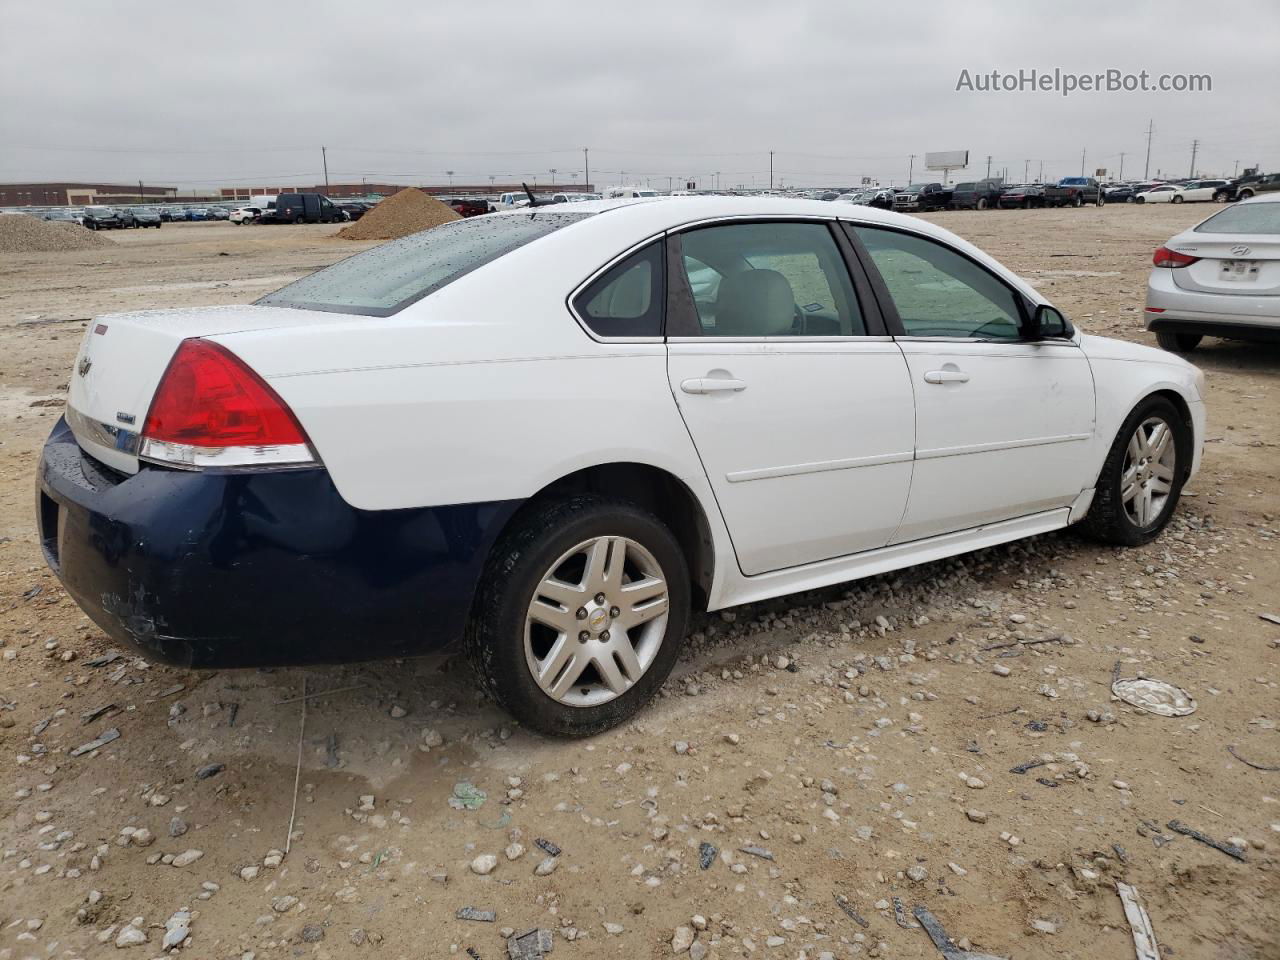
[38,197,1205,736]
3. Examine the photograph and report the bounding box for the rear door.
[848,223,1096,542]
[664,218,916,576]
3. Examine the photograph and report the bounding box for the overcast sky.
[3,0,1277,193]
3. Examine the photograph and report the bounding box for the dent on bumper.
[37,417,520,667]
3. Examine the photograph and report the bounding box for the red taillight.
[1153,246,1199,268]
[143,339,307,448]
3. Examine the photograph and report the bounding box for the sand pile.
[0,214,116,253]
[337,188,461,241]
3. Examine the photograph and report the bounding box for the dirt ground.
[1,210,1278,960]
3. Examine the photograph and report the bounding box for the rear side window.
[258,212,593,316]
[572,241,664,338]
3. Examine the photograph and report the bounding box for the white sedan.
[1136,184,1187,204]
[38,197,1206,735]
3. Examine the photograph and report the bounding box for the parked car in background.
[206,206,230,220]
[1145,193,1279,352]
[445,197,490,218]
[1235,173,1280,200]
[129,207,162,228]
[43,209,86,226]
[551,193,603,204]
[1044,176,1103,207]
[1215,173,1266,203]
[893,182,952,211]
[263,193,344,224]
[998,184,1046,209]
[230,206,262,224]
[186,208,210,221]
[1136,184,1187,204]
[1104,184,1138,203]
[854,188,895,210]
[1176,180,1230,203]
[38,197,1204,736]
[82,206,124,230]
[116,208,137,228]
[950,180,1005,210]
[332,202,367,221]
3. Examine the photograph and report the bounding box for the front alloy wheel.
[467,496,690,736]
[1120,417,1177,528]
[1083,396,1188,545]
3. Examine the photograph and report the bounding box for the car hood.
[1077,333,1196,370]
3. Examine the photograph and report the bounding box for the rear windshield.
[1194,202,1280,235]
[258,211,593,316]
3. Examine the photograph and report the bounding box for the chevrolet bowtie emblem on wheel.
[77,357,92,377]
[1231,244,1251,256]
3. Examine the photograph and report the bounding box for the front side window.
[853,226,1024,340]
[677,221,865,337]
[258,211,593,316]
[572,241,663,337]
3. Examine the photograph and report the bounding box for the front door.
[665,219,917,576]
[850,224,1096,542]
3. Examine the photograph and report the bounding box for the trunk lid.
[67,304,350,474]
[1169,235,1280,296]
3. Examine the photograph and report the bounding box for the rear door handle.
[680,377,747,395]
[923,369,970,384]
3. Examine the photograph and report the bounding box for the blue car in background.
[186,207,209,221]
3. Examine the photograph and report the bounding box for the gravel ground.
[1,210,1277,960]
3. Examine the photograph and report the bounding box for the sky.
[2,0,1278,194]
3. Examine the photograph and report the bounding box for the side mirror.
[1028,303,1074,340]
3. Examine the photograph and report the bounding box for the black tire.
[1213,192,1228,203]
[1155,330,1202,353]
[1172,195,1184,204]
[1072,195,1083,207]
[1136,196,1145,203]
[1127,195,1136,203]
[1238,190,1254,200]
[466,495,691,737]
[1082,395,1190,546]
[976,197,988,210]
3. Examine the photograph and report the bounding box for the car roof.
[1241,192,1280,204]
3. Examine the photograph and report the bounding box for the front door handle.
[680,377,747,395]
[923,369,970,384]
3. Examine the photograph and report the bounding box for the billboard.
[925,150,969,170]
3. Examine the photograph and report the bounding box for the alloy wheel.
[524,535,670,707]
[1121,416,1177,528]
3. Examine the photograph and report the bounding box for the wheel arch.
[1091,384,1198,487]
[493,461,717,607]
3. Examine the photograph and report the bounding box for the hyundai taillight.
[1152,246,1199,268]
[140,339,316,470]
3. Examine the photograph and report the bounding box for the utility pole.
[1143,119,1154,179]
[549,168,557,184]
[1024,160,1029,182]
[1188,139,1199,178]
[1233,159,1240,176]
[446,170,454,186]
[715,171,721,190]
[583,147,590,190]
[769,150,774,190]
[985,155,992,178]
[1038,160,1044,182]
[1080,147,1086,176]
[138,179,144,205]
[1119,152,1126,181]
[321,146,329,191]
[908,154,916,183]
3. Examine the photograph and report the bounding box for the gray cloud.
[2,0,1277,192]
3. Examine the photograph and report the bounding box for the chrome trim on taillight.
[138,438,318,471]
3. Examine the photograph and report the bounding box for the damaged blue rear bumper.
[36,417,520,667]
